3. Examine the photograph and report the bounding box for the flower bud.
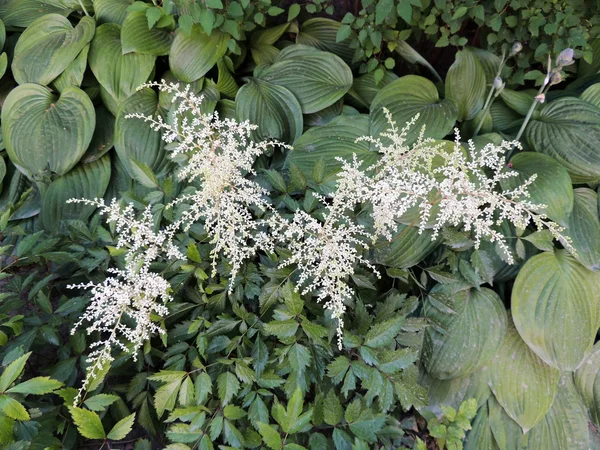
[510,42,523,56]
[556,48,575,67]
[493,76,503,89]
[549,71,563,86]
[535,93,545,103]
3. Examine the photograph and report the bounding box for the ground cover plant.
[1,1,600,449]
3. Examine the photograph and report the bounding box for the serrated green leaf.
[257,422,282,450]
[107,412,135,440]
[364,315,404,348]
[7,376,62,395]
[70,407,105,439]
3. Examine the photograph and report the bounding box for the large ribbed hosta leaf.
[348,70,398,109]
[511,250,600,370]
[257,44,353,114]
[422,285,507,380]
[575,342,600,428]
[422,368,491,413]
[488,322,559,432]
[445,48,487,121]
[94,0,133,25]
[41,155,111,232]
[121,10,173,55]
[169,25,228,83]
[374,224,439,269]
[464,402,499,450]
[114,88,166,178]
[370,75,458,146]
[89,23,155,115]
[284,115,378,182]
[296,18,355,64]
[12,14,95,85]
[525,98,600,182]
[235,78,302,144]
[501,152,574,225]
[2,84,95,179]
[561,188,600,270]
[0,0,72,28]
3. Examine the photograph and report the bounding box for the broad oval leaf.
[257,44,353,114]
[574,342,600,428]
[488,322,560,432]
[526,98,600,182]
[235,78,302,144]
[83,106,116,163]
[374,224,439,269]
[561,188,600,270]
[121,10,173,55]
[52,44,90,93]
[169,25,228,83]
[370,75,458,146]
[94,0,133,25]
[0,0,72,28]
[12,14,95,85]
[285,115,378,182]
[422,286,507,379]
[41,155,111,232]
[512,250,600,370]
[348,70,398,109]
[499,89,535,116]
[502,152,574,225]
[2,84,95,179]
[114,88,167,178]
[296,18,355,64]
[445,47,487,121]
[89,23,155,115]
[464,402,499,450]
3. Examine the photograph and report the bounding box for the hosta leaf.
[445,47,487,121]
[561,188,600,270]
[296,18,355,64]
[511,250,600,370]
[574,342,600,428]
[40,155,111,232]
[2,84,95,179]
[488,322,560,432]
[257,44,353,114]
[374,224,439,269]
[0,0,72,28]
[89,23,155,115]
[422,286,507,379]
[12,14,95,85]
[349,70,398,109]
[285,115,378,182]
[502,152,574,225]
[422,368,491,414]
[121,10,173,55]
[94,0,133,25]
[526,98,600,182]
[52,44,89,93]
[169,25,228,83]
[464,402,499,450]
[235,78,302,144]
[216,60,238,98]
[114,88,167,178]
[83,106,116,163]
[370,75,458,146]
[70,407,105,440]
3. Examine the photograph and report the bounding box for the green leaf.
[84,394,120,411]
[374,223,439,269]
[154,376,185,417]
[235,78,302,144]
[40,155,111,232]
[296,18,355,64]
[0,394,29,420]
[122,10,173,55]
[2,84,95,179]
[146,6,162,28]
[526,98,600,182]
[288,3,300,21]
[488,322,560,432]
[130,159,160,189]
[499,89,534,116]
[89,23,155,114]
[364,315,404,348]
[169,25,228,83]
[52,44,90,93]
[217,372,240,405]
[370,75,458,146]
[107,412,135,440]
[512,250,600,370]
[323,389,342,425]
[114,88,167,179]
[0,352,30,392]
[12,14,95,85]
[95,0,134,26]
[562,188,600,270]
[194,372,212,405]
[257,44,353,114]
[375,0,394,24]
[502,152,574,225]
[70,407,105,439]
[445,48,487,121]
[575,342,600,428]
[257,422,282,450]
[264,320,298,339]
[7,376,62,395]
[452,6,468,20]
[423,286,507,379]
[348,412,386,442]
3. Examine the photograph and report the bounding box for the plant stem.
[472,54,506,137]
[77,0,90,16]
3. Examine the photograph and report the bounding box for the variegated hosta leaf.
[488,322,560,432]
[422,285,507,380]
[511,250,600,370]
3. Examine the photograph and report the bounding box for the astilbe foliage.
[70,84,572,390]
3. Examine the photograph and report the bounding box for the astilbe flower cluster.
[66,199,182,403]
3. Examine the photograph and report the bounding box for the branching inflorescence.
[70,84,572,389]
